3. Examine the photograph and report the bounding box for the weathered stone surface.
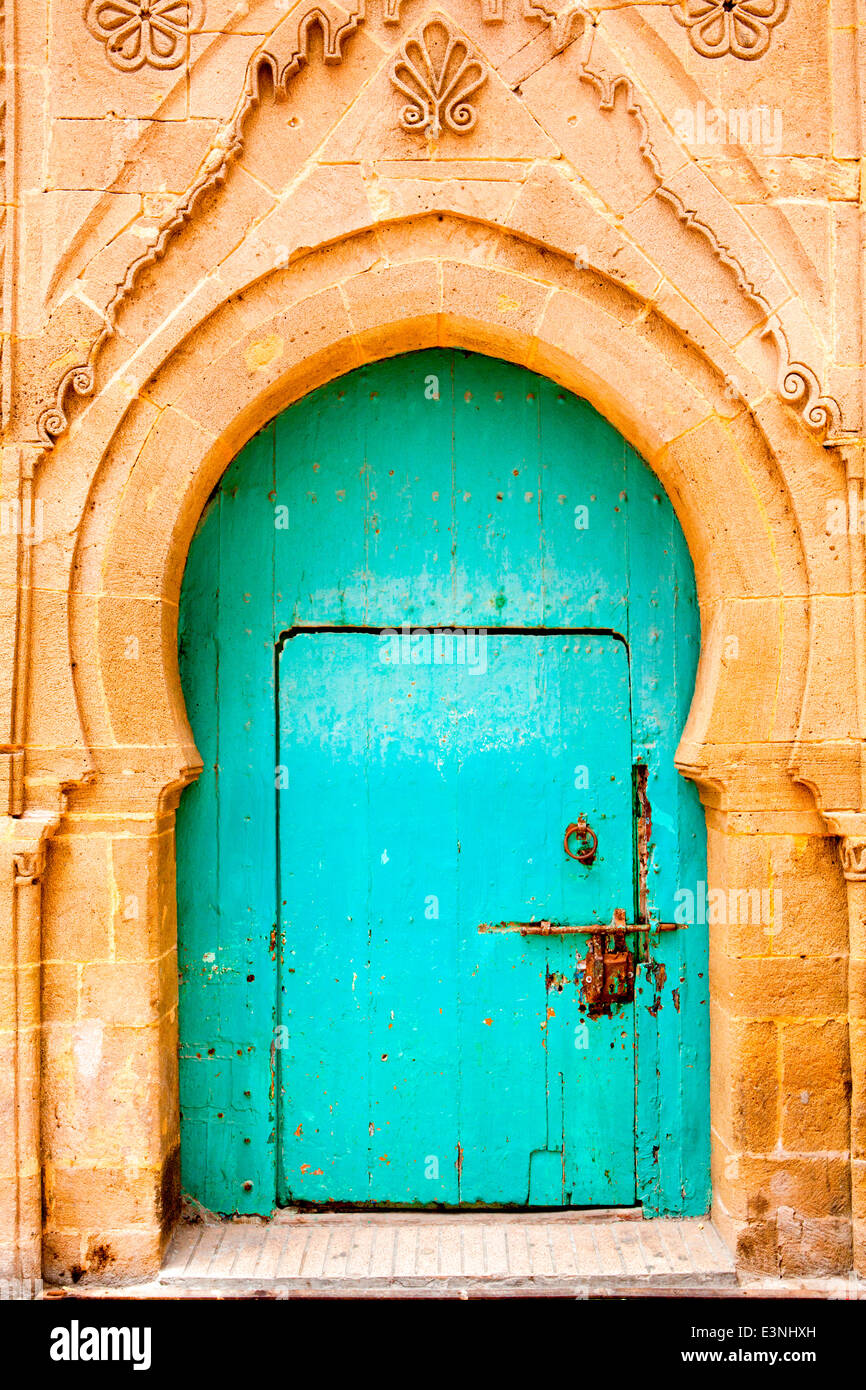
[1,0,864,1289]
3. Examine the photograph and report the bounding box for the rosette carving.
[671,1,789,61]
[84,0,204,73]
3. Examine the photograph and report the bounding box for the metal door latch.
[582,908,635,1012]
[563,814,597,865]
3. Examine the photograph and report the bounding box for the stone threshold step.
[158,1214,736,1287]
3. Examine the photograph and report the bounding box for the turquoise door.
[279,630,633,1205]
[177,349,710,1216]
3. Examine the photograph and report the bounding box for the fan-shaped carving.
[390,19,487,140]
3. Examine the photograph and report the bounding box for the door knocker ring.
[564,815,598,866]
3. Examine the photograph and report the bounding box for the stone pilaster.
[0,818,55,1281]
[840,835,866,1276]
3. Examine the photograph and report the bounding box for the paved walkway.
[156,1211,737,1297]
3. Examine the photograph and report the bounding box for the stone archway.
[10,211,856,1282]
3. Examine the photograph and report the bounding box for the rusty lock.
[563,813,598,866]
[582,908,635,1012]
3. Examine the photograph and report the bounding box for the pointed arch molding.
[37,1,841,449]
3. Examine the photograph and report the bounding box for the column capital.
[840,837,866,882]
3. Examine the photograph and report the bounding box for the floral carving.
[84,0,205,73]
[391,19,487,139]
[671,1,789,61]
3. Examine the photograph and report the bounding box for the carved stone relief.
[840,838,866,882]
[671,0,790,60]
[13,849,45,888]
[84,0,204,72]
[36,2,839,448]
[390,19,487,139]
